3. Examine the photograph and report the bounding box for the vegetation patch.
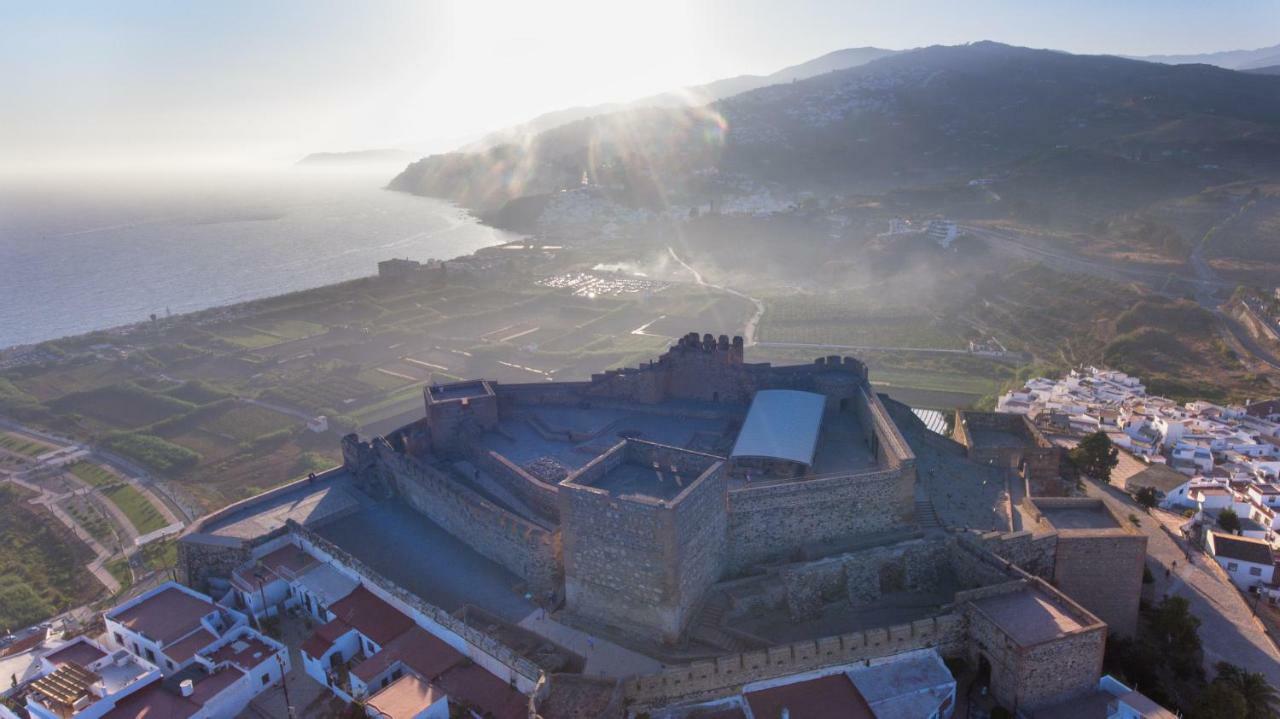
[0,432,52,457]
[101,484,168,535]
[102,433,201,475]
[52,382,195,429]
[0,485,100,630]
[162,380,232,405]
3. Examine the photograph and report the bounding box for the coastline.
[0,178,524,354]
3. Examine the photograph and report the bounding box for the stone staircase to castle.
[916,496,942,530]
[688,592,751,653]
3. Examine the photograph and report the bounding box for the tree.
[1135,486,1159,511]
[1219,508,1242,534]
[1214,662,1280,719]
[1193,681,1250,719]
[1069,431,1120,483]
[1149,596,1204,679]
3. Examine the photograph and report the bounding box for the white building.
[925,220,958,248]
[104,582,247,676]
[1207,531,1276,590]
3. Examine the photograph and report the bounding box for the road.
[1089,452,1280,687]
[667,246,766,346]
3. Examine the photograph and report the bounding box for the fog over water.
[0,170,520,348]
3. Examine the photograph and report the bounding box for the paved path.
[1089,454,1280,687]
[518,611,663,679]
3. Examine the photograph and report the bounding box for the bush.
[102,433,201,475]
[1218,508,1241,533]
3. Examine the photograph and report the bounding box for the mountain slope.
[1131,43,1280,70]
[392,42,1280,215]
[462,47,896,152]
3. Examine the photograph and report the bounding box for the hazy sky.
[3,0,1278,173]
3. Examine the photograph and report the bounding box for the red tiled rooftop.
[44,639,106,668]
[165,628,217,664]
[435,663,527,719]
[328,585,414,646]
[108,587,215,644]
[367,674,444,719]
[744,673,875,719]
[301,619,355,658]
[351,625,464,683]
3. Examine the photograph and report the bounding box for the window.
[1228,562,1239,572]
[392,668,403,681]
[1250,566,1263,576]
[167,660,175,671]
[261,673,270,686]
[145,648,156,663]
[113,632,123,645]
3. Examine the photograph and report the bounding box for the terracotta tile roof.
[300,619,355,658]
[351,626,463,683]
[328,586,414,646]
[435,663,527,719]
[744,673,875,719]
[233,545,317,591]
[188,665,245,706]
[43,639,106,668]
[108,587,215,644]
[165,628,217,664]
[367,674,444,719]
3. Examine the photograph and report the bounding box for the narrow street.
[1089,454,1280,687]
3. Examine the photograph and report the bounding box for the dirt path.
[667,246,766,346]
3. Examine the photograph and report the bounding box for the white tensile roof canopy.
[730,389,826,467]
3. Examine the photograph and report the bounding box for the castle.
[179,333,1147,715]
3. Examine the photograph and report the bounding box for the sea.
[0,170,521,349]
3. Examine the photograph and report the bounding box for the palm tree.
[1215,662,1280,719]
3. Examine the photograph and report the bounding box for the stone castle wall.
[778,537,949,619]
[726,467,912,571]
[559,442,727,642]
[964,530,1059,580]
[964,584,1105,712]
[623,614,966,708]
[364,439,561,592]
[955,411,1066,495]
[469,448,561,521]
[1052,531,1145,637]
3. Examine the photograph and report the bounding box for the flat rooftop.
[970,588,1088,646]
[428,381,492,402]
[1037,503,1122,531]
[592,460,694,502]
[810,408,878,476]
[108,586,215,645]
[198,471,361,540]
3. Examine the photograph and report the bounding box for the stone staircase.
[688,592,751,653]
[916,496,942,530]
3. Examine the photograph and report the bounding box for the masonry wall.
[1052,532,1146,637]
[778,537,949,619]
[726,467,912,572]
[368,441,561,592]
[622,614,966,709]
[964,531,1058,580]
[469,448,560,521]
[559,450,727,643]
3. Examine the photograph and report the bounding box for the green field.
[101,484,168,535]
[67,461,169,536]
[200,404,299,443]
[68,461,117,488]
[0,432,51,457]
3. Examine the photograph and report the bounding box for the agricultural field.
[0,431,52,457]
[51,383,194,429]
[101,484,169,535]
[0,484,101,630]
[62,496,118,547]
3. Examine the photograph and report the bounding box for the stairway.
[916,497,942,530]
[689,592,749,653]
